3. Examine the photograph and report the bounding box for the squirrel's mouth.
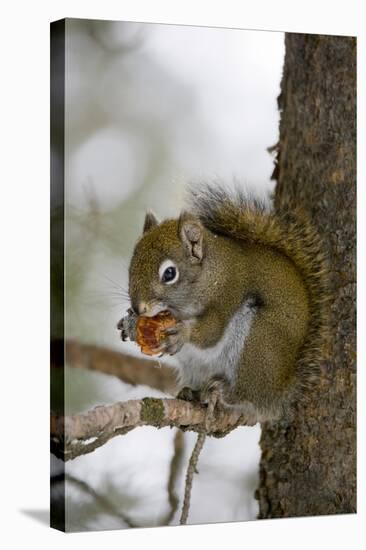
[134,301,199,323]
[137,301,169,318]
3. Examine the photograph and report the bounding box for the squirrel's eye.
[163,266,176,282]
[159,260,179,285]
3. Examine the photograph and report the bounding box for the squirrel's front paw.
[160,322,186,355]
[117,308,138,342]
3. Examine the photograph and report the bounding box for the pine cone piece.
[136,311,177,356]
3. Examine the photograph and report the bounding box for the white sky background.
[66,21,284,211]
[147,25,284,186]
[63,20,285,531]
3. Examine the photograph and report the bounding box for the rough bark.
[257,34,356,517]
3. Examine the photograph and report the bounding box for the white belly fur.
[175,301,255,389]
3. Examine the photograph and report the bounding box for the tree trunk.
[257,33,356,518]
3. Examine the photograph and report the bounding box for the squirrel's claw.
[176,386,201,402]
[163,327,179,336]
[160,321,186,355]
[200,376,231,406]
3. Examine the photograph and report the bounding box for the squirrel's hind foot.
[178,376,232,431]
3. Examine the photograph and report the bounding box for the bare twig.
[52,339,177,394]
[179,431,206,525]
[52,473,137,528]
[159,430,185,526]
[179,391,219,525]
[51,397,250,462]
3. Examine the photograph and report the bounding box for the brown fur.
[189,184,331,416]
[127,184,330,420]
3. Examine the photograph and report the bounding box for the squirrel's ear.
[143,210,159,233]
[179,212,204,263]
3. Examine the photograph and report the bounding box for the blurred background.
[52,18,285,531]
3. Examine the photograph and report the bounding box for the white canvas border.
[0,1,364,549]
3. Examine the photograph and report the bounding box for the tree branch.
[52,339,177,394]
[51,397,251,462]
[52,473,137,528]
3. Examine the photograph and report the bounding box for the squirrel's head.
[128,210,208,320]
